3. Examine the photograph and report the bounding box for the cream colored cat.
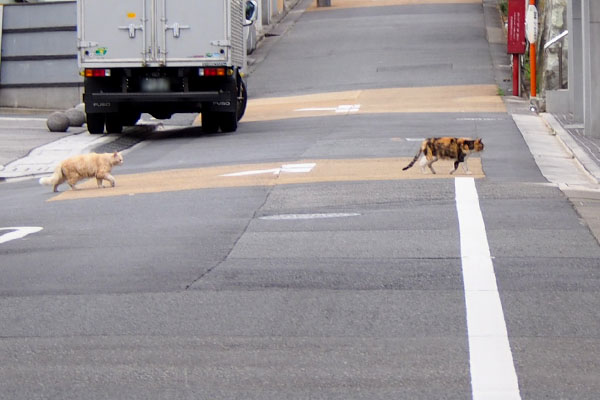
[39,152,124,192]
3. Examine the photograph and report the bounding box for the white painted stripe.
[0,227,43,245]
[259,213,360,220]
[0,116,47,122]
[334,104,360,113]
[221,168,281,177]
[295,107,336,112]
[294,104,360,113]
[221,163,316,177]
[454,177,521,400]
[280,163,316,173]
[456,117,506,121]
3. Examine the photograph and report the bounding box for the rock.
[46,112,70,132]
[65,108,86,127]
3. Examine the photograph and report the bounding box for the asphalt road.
[2,0,600,399]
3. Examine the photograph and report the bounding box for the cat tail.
[402,147,423,171]
[39,165,63,187]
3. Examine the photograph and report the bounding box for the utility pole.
[526,0,538,101]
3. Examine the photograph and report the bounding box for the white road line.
[294,104,360,113]
[454,177,521,400]
[0,227,43,245]
[259,213,361,220]
[0,116,47,122]
[456,117,506,121]
[221,163,316,177]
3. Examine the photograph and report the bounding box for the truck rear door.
[161,0,228,66]
[79,0,148,66]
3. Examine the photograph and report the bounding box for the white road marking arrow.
[0,227,43,245]
[295,104,360,113]
[334,104,361,113]
[221,163,316,177]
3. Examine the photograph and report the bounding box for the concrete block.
[47,112,70,132]
[65,108,86,127]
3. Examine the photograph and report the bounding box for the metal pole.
[513,54,520,96]
[529,0,536,98]
[558,43,563,89]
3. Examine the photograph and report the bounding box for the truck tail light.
[199,67,226,77]
[84,69,111,78]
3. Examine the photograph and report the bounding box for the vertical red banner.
[508,0,526,96]
[507,0,526,54]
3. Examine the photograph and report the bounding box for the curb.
[541,113,600,184]
[0,107,59,117]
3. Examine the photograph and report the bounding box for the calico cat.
[402,137,484,174]
[39,151,124,192]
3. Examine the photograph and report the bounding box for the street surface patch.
[47,157,484,201]
[240,85,505,123]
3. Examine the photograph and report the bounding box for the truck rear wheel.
[237,80,247,121]
[219,112,238,133]
[87,114,105,134]
[105,114,123,134]
[202,112,219,133]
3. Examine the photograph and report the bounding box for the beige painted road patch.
[193,85,505,125]
[240,85,505,123]
[48,157,484,201]
[307,0,482,11]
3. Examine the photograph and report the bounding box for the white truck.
[77,0,256,134]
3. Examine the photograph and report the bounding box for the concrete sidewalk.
[0,110,82,179]
[481,0,600,244]
[539,111,600,244]
[0,109,130,180]
[506,96,600,243]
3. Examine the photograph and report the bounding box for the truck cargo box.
[77,0,249,134]
[78,0,246,68]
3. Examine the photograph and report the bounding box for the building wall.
[581,0,600,137]
[0,1,82,109]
